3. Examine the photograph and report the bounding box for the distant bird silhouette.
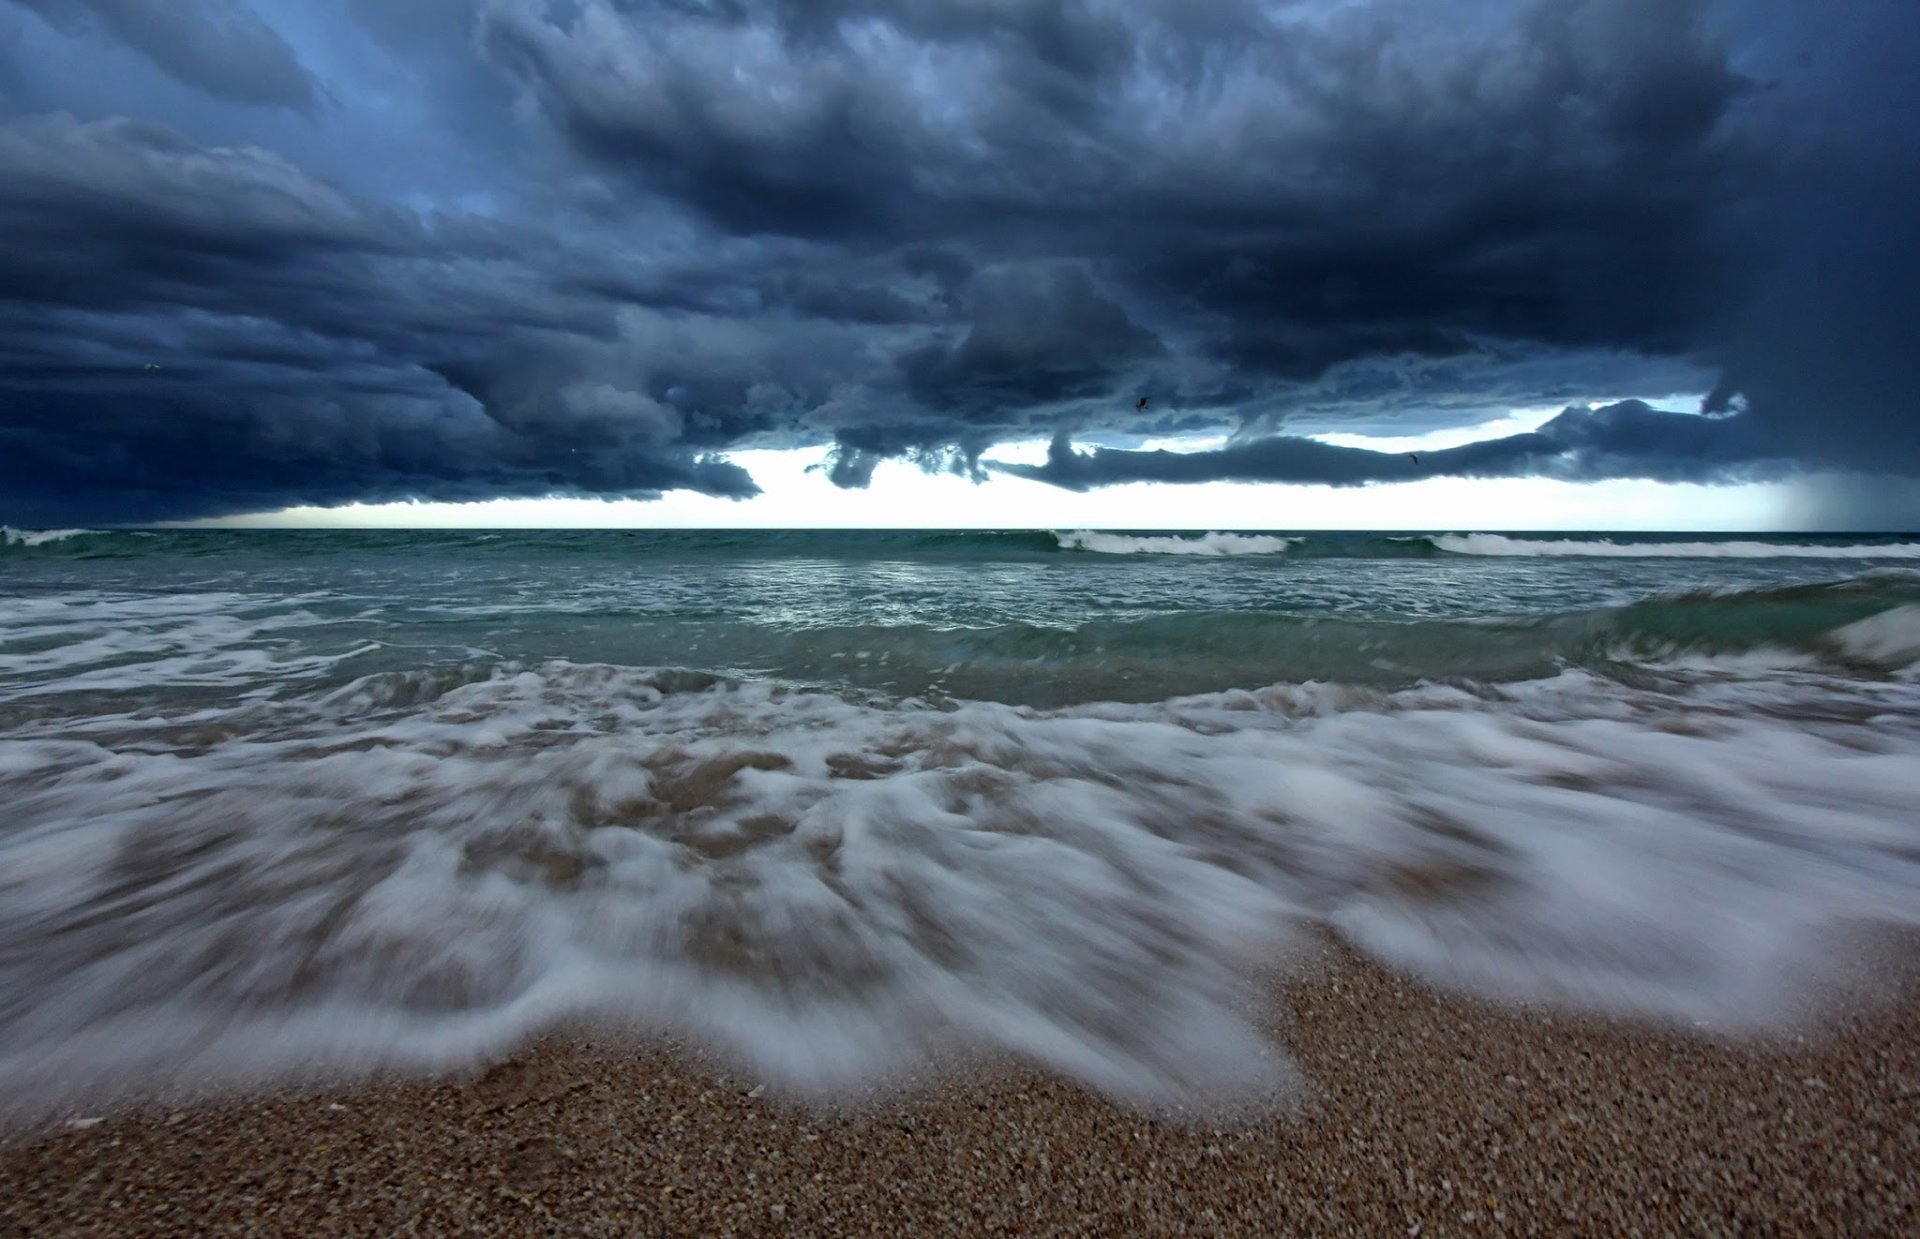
[1135,397,1149,412]
[1407,452,1420,465]
[143,363,162,372]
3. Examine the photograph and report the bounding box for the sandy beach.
[3,940,1914,1237]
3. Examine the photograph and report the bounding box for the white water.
[1055,530,1302,555]
[1,526,102,547]
[1430,533,1920,558]
[3,659,1918,1121]
[6,538,1920,1121]
[0,593,366,694]
[1831,604,1920,671]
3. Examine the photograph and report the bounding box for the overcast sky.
[1,0,1915,529]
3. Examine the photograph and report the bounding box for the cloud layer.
[994,400,1783,490]
[0,0,1914,523]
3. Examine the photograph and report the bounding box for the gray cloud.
[0,1,1915,524]
[460,0,1813,446]
[1696,0,1920,482]
[14,0,318,110]
[903,265,1164,413]
[989,400,1783,491]
[0,112,759,523]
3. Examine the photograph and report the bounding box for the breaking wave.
[1428,533,1920,559]
[1055,531,1302,556]
[6,528,1920,1125]
[1,526,105,548]
[4,649,1920,1124]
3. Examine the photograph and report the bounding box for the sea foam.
[3,659,1918,1123]
[1429,533,1920,558]
[0,526,101,548]
[1056,530,1301,555]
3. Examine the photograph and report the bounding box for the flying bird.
[1135,397,1149,412]
[1407,453,1420,465]
[143,363,162,372]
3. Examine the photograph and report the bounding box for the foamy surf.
[5,528,1920,1126]
[1,526,102,548]
[1831,603,1920,670]
[3,659,1918,1123]
[1055,530,1302,555]
[1429,533,1920,558]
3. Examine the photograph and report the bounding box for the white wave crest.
[1057,530,1300,556]
[1830,603,1920,671]
[1,526,102,548]
[0,592,362,699]
[4,660,1919,1123]
[1430,533,1920,559]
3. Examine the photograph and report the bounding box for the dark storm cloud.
[0,0,1916,524]
[0,112,758,523]
[479,0,1748,351]
[990,400,1784,491]
[1695,0,1920,482]
[14,0,318,110]
[903,266,1164,412]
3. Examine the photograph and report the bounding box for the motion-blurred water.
[4,526,1919,1118]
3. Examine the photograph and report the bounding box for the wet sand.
[3,942,1915,1237]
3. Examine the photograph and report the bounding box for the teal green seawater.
[7,527,1920,706]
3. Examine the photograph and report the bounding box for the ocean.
[4,526,1920,1118]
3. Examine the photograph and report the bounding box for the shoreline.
[3,942,1915,1236]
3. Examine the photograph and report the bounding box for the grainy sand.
[3,941,1915,1237]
